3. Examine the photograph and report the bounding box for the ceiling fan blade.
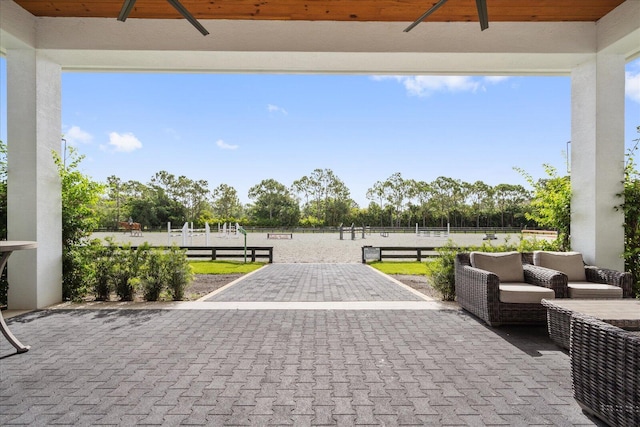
[404,0,449,32]
[117,0,137,22]
[476,0,489,30]
[166,0,210,36]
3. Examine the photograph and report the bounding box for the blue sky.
[1,57,640,207]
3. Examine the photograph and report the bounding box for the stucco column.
[6,49,63,309]
[570,53,625,270]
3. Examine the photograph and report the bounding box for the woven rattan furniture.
[541,299,640,350]
[525,251,633,298]
[455,253,567,326]
[571,313,640,427]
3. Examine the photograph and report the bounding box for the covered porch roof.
[0,0,639,309]
[2,0,639,73]
[11,0,627,22]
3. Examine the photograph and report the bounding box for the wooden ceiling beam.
[13,0,625,22]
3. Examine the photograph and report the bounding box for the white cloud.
[483,76,510,84]
[267,104,288,115]
[216,139,238,150]
[63,125,93,145]
[107,132,142,152]
[373,75,509,97]
[164,128,181,140]
[626,70,640,104]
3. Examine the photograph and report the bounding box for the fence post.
[237,226,247,263]
[181,222,188,246]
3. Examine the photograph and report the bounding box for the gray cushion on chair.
[499,283,556,303]
[568,282,623,299]
[533,251,587,281]
[470,251,524,283]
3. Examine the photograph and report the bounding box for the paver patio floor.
[0,264,602,426]
[206,264,426,302]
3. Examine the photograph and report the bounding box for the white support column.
[7,49,63,309]
[570,53,626,270]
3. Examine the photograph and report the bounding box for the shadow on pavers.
[5,308,165,329]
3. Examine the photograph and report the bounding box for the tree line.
[97,167,540,230]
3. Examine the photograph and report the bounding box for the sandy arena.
[91,230,519,263]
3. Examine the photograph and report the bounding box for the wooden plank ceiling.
[14,0,626,23]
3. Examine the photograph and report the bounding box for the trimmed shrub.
[91,240,114,301]
[425,242,458,301]
[165,246,193,301]
[110,244,136,301]
[141,248,169,301]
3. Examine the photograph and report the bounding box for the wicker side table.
[541,299,640,350]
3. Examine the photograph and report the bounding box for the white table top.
[0,241,38,252]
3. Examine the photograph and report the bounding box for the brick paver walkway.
[207,264,425,302]
[0,264,601,426]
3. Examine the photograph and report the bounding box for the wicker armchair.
[583,265,634,298]
[571,314,640,427]
[526,251,633,298]
[455,252,568,326]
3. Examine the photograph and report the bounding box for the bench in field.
[267,233,293,240]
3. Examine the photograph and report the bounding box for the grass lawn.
[368,261,429,275]
[190,260,266,275]
[191,260,428,276]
